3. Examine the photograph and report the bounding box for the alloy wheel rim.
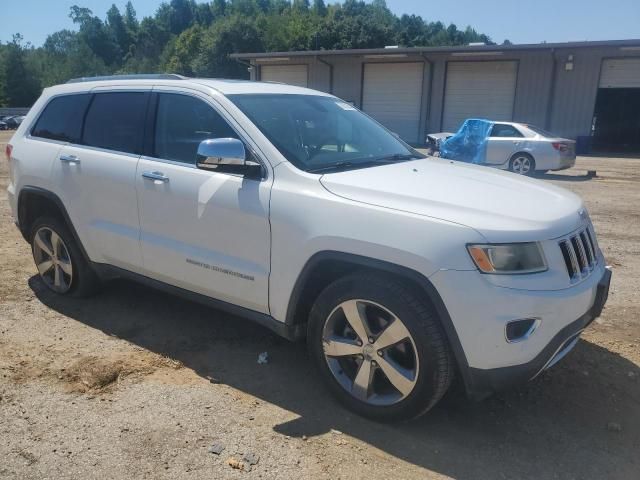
[322,299,419,406]
[512,156,531,174]
[33,227,73,293]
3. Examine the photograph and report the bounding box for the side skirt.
[92,263,304,341]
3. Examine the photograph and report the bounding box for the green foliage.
[0,35,41,107]
[0,0,494,106]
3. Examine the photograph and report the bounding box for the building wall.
[248,43,640,144]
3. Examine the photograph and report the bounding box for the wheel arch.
[17,186,91,263]
[286,251,471,385]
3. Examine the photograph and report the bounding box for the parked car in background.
[5,116,26,129]
[425,132,453,155]
[0,120,8,131]
[433,119,577,175]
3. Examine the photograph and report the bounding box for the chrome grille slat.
[574,236,588,272]
[558,227,598,282]
[580,231,594,266]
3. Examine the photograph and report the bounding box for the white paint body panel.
[442,61,518,132]
[362,62,424,142]
[7,78,604,374]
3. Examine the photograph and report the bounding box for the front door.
[135,90,271,313]
[485,123,524,165]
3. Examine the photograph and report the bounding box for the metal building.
[232,39,640,152]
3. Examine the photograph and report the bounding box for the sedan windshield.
[228,94,423,172]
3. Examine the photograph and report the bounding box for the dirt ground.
[1,129,639,479]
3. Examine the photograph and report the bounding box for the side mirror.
[196,138,262,177]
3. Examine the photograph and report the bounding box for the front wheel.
[509,153,535,175]
[307,273,454,421]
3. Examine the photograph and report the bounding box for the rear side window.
[153,93,238,164]
[82,92,147,154]
[490,124,523,138]
[32,94,91,143]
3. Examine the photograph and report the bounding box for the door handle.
[142,171,170,183]
[59,154,80,164]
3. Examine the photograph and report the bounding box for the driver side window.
[153,93,239,164]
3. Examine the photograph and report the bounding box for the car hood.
[319,157,585,242]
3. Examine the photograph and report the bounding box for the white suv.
[6,75,611,421]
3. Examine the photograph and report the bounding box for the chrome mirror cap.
[197,138,246,169]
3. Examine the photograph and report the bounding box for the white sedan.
[432,122,577,175]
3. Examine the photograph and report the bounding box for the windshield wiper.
[308,161,356,173]
[308,154,422,173]
[374,153,423,162]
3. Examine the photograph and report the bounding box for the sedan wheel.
[322,299,419,406]
[32,226,74,293]
[510,155,534,175]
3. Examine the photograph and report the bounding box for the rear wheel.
[308,273,454,421]
[509,153,535,175]
[30,217,100,297]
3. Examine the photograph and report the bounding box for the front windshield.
[228,94,424,172]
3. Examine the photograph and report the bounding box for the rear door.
[52,88,149,270]
[485,123,524,165]
[135,89,271,313]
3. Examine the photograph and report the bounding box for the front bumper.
[463,267,611,399]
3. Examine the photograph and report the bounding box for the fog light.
[505,318,540,343]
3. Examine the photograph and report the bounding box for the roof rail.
[66,74,187,84]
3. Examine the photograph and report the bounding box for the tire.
[509,153,535,176]
[307,272,454,422]
[30,216,100,297]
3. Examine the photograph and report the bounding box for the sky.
[0,0,638,47]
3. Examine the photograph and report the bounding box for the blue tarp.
[440,118,494,164]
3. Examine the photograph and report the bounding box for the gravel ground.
[1,130,639,479]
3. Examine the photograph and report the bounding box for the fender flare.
[286,250,471,386]
[17,186,91,264]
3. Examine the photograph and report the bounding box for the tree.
[212,0,226,17]
[197,15,264,78]
[7,1,494,90]
[164,25,204,75]
[69,5,121,65]
[124,1,139,32]
[107,4,134,59]
[2,35,41,107]
[313,0,328,17]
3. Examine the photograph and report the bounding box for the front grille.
[558,227,598,281]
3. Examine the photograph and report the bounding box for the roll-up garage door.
[362,62,424,143]
[442,61,518,132]
[260,65,308,87]
[599,58,640,88]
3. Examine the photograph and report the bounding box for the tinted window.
[153,93,238,164]
[490,124,523,138]
[32,94,91,142]
[82,92,147,154]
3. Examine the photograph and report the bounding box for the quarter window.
[82,92,147,154]
[31,94,91,143]
[490,124,523,138]
[153,93,238,164]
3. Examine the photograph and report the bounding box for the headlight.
[467,242,547,274]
